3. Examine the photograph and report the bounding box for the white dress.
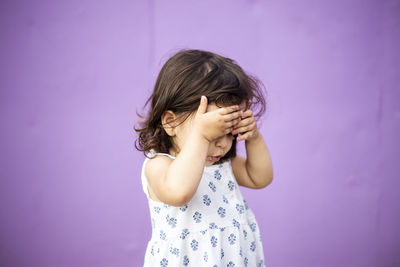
[141,151,266,267]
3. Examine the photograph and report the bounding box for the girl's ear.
[161,110,177,136]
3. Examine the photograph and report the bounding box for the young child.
[135,49,273,267]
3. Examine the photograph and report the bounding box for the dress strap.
[147,149,176,159]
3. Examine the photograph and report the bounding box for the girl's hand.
[194,96,242,142]
[231,108,259,142]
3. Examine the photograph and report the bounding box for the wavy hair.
[134,49,267,160]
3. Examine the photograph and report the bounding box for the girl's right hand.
[193,96,243,142]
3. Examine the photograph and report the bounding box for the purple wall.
[1,0,399,266]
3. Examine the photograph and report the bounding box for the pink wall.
[1,0,399,266]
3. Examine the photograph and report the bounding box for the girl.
[135,49,273,267]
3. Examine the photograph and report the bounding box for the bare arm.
[149,131,209,206]
[231,109,273,189]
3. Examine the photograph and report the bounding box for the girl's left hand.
[231,109,259,142]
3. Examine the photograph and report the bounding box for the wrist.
[245,129,262,144]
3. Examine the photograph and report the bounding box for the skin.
[145,96,274,206]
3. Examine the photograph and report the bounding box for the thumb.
[197,96,208,114]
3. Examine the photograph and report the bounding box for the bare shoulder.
[145,155,173,178]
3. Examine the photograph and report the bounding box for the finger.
[223,110,244,122]
[232,121,257,135]
[237,132,251,142]
[223,127,234,135]
[225,117,242,128]
[233,117,254,129]
[240,109,253,119]
[197,96,208,114]
[219,105,240,115]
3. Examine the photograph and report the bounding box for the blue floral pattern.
[193,211,202,223]
[228,233,236,245]
[160,230,166,240]
[141,155,265,267]
[232,219,240,229]
[209,222,218,229]
[183,255,189,266]
[250,241,256,252]
[190,239,199,251]
[204,251,208,262]
[208,181,216,192]
[236,204,245,214]
[243,199,249,210]
[180,228,189,239]
[217,207,226,218]
[169,247,179,257]
[165,215,177,228]
[228,180,235,191]
[250,223,257,232]
[180,204,188,212]
[160,258,168,267]
[214,170,222,180]
[203,194,211,206]
[211,236,218,247]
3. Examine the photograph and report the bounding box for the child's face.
[171,101,247,166]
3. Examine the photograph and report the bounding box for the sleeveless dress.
[141,151,266,267]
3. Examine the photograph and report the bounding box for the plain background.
[1,0,399,266]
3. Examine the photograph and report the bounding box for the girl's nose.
[215,135,232,148]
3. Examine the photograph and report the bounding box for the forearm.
[245,131,273,188]
[165,131,209,200]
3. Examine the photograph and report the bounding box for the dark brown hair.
[134,49,267,160]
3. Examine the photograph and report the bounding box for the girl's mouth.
[208,155,222,163]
